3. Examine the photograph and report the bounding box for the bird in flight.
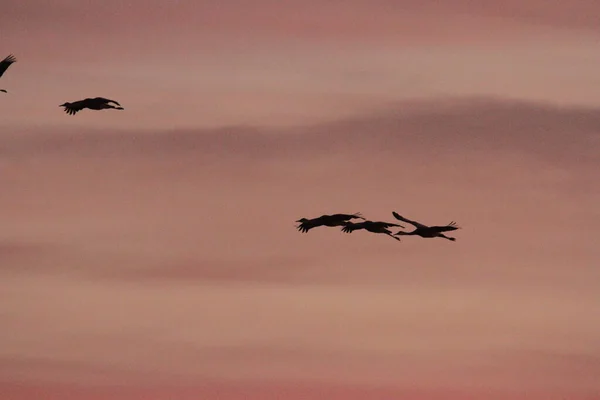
[392,211,460,241]
[296,213,365,233]
[341,220,405,241]
[59,97,124,115]
[0,54,17,93]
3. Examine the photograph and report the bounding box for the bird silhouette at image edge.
[0,54,17,93]
[295,213,365,233]
[392,211,460,241]
[59,97,124,115]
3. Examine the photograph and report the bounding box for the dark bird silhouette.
[296,213,365,233]
[0,54,17,93]
[341,220,405,241]
[392,211,460,241]
[59,97,124,115]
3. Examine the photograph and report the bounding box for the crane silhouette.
[341,220,404,241]
[0,54,17,93]
[59,97,124,115]
[392,211,460,241]
[296,213,365,233]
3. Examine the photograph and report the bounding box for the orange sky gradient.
[1,1,599,399]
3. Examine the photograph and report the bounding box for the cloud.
[1,97,599,397]
[1,96,598,287]
[0,241,60,273]
[5,0,600,40]
[4,97,598,155]
[0,380,489,400]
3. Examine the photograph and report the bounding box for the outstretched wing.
[430,221,460,232]
[95,97,121,106]
[391,212,427,229]
[341,222,365,233]
[61,100,87,115]
[349,212,365,220]
[296,221,318,233]
[0,54,16,78]
[377,221,405,229]
[295,216,327,233]
[329,212,365,221]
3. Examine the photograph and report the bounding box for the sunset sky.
[1,1,600,399]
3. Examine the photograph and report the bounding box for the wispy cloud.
[2,0,600,397]
[1,98,598,398]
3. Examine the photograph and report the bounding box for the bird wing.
[296,221,316,233]
[61,100,87,115]
[310,216,328,224]
[329,213,365,221]
[374,221,405,229]
[430,221,460,232]
[391,212,428,229]
[295,216,326,232]
[0,54,16,78]
[95,97,121,106]
[341,222,365,233]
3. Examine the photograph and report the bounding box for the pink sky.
[1,1,600,399]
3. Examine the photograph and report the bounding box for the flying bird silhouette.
[392,211,460,241]
[59,97,124,115]
[341,220,404,241]
[296,213,365,233]
[0,54,17,93]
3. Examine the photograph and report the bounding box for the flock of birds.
[1,53,462,244]
[0,54,124,115]
[296,212,461,242]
